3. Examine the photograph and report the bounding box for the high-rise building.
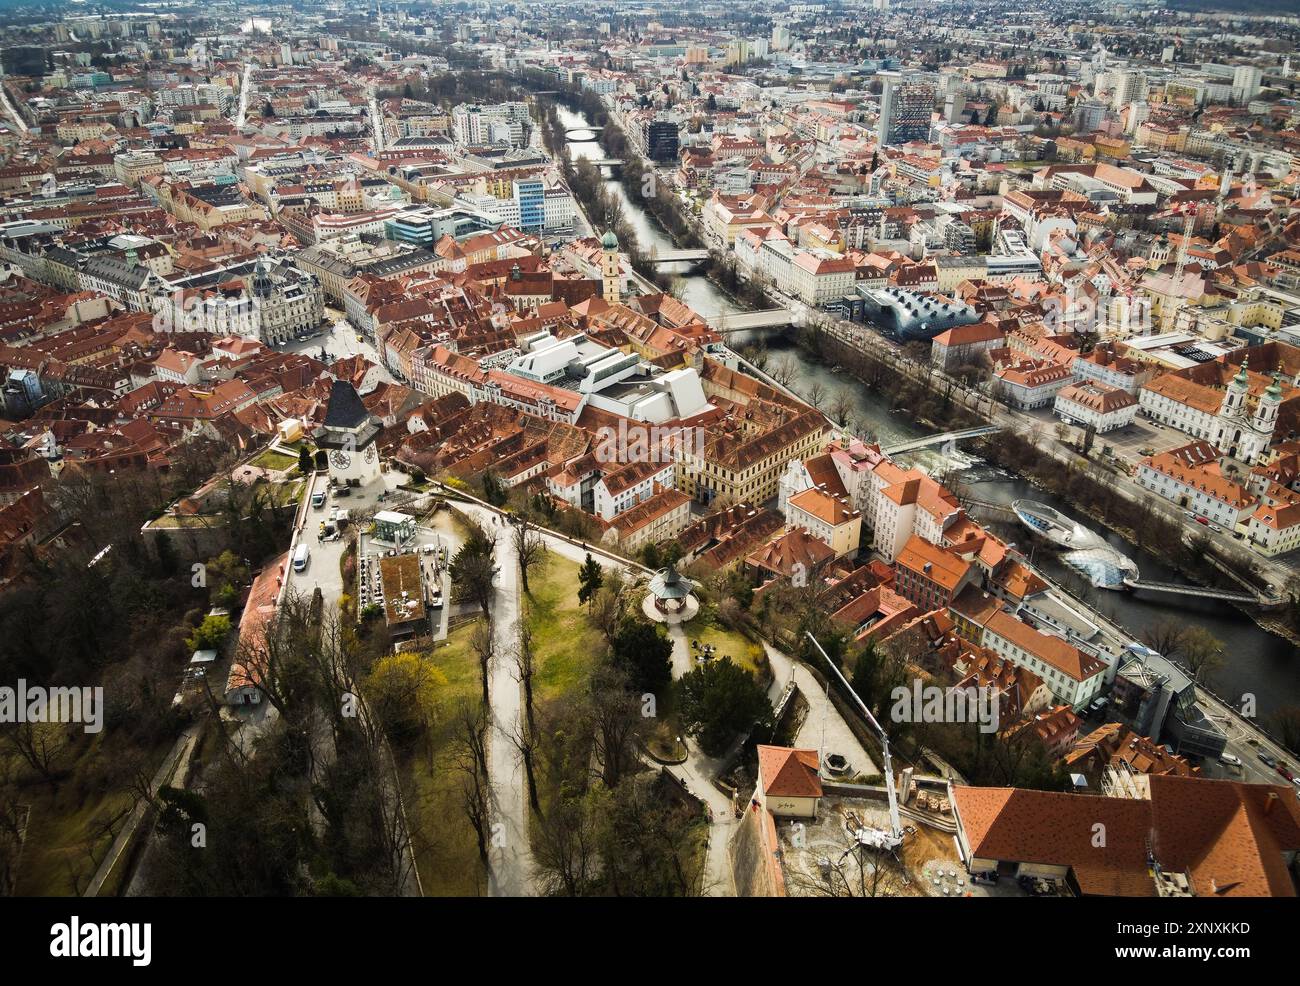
[1108,69,1147,111]
[1074,100,1108,134]
[641,119,680,163]
[513,179,545,234]
[878,73,934,146]
[1231,65,1262,105]
[771,25,791,52]
[943,92,967,124]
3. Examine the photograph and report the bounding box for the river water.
[559,108,1300,717]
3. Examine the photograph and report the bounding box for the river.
[558,108,1300,718]
[558,106,743,319]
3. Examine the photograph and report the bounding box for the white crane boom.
[804,632,903,848]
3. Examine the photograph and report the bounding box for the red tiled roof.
[758,745,823,799]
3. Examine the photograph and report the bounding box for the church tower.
[1252,368,1283,432]
[1241,367,1285,464]
[1220,358,1250,419]
[600,229,621,305]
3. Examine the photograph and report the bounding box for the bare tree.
[829,391,855,427]
[513,516,547,595]
[510,716,543,816]
[769,356,797,387]
[471,620,493,709]
[515,622,537,738]
[589,576,628,649]
[532,795,598,896]
[589,665,643,789]
[823,844,908,897]
[804,380,827,410]
[454,701,491,865]
[2,722,71,790]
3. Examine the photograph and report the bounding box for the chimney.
[1265,791,1278,816]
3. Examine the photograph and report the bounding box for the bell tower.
[1220,357,1249,418]
[600,228,621,305]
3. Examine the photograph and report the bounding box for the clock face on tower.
[331,449,352,470]
[364,445,377,464]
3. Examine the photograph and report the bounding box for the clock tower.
[313,380,383,486]
[600,228,621,305]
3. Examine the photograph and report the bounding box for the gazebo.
[643,564,699,624]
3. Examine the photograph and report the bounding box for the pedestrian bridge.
[882,425,1001,455]
[1122,578,1269,606]
[648,248,711,263]
[565,127,604,141]
[706,308,797,332]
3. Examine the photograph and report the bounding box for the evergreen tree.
[577,553,604,608]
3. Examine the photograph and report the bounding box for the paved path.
[85,724,201,897]
[457,504,535,897]
[440,488,884,895]
[764,644,878,778]
[457,510,742,892]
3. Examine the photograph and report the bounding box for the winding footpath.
[456,502,535,897]
[442,486,874,896]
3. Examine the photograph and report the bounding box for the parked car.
[1219,752,1242,767]
[1209,523,1223,533]
[1258,751,1279,769]
[311,491,327,509]
[1278,764,1296,782]
[1195,516,1210,526]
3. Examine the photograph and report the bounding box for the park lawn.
[9,729,169,896]
[682,612,765,678]
[270,478,305,507]
[524,552,604,703]
[252,449,299,472]
[390,619,488,896]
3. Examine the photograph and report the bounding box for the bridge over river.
[882,425,1001,456]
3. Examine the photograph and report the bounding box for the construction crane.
[804,632,905,853]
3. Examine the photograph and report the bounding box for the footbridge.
[706,308,797,332]
[882,425,1001,456]
[1122,578,1272,606]
[648,248,711,263]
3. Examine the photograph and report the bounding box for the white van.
[292,542,310,572]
